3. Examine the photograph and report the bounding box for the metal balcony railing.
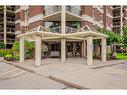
[6,39,15,43]
[44,6,61,16]
[48,26,77,34]
[113,13,120,17]
[6,7,15,11]
[7,28,15,33]
[44,6,80,16]
[113,22,120,26]
[65,6,80,16]
[7,17,15,22]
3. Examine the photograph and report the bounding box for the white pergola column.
[101,38,107,62]
[87,36,93,65]
[20,38,24,63]
[83,40,86,57]
[61,5,66,62]
[61,39,66,62]
[35,36,42,66]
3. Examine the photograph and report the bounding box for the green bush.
[0,42,5,49]
[15,53,19,60]
[0,49,6,57]
[5,54,13,58]
[12,41,34,59]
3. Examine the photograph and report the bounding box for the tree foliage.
[0,42,5,49]
[97,28,123,45]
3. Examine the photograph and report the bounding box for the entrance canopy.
[17,25,108,66]
[17,25,108,41]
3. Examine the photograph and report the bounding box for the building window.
[24,10,29,22]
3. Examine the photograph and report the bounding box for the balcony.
[44,6,61,16]
[6,39,15,44]
[43,6,82,21]
[6,6,15,11]
[112,6,121,9]
[7,28,15,34]
[48,26,77,34]
[113,13,120,18]
[113,22,121,26]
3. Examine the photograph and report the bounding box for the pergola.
[17,25,108,66]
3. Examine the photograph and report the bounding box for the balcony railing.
[6,7,15,11]
[7,39,15,43]
[44,6,80,16]
[7,17,15,22]
[113,13,120,17]
[113,22,121,26]
[44,6,61,16]
[65,6,80,16]
[48,26,77,34]
[7,28,15,33]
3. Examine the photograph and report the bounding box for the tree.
[97,28,123,58]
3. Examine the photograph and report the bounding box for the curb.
[90,62,127,69]
[48,76,89,89]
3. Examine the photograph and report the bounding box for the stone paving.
[0,61,70,89]
[0,58,127,89]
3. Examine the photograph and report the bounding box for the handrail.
[48,26,77,33]
[44,6,61,16]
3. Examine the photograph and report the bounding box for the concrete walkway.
[2,58,127,89]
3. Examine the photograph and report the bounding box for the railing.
[66,6,81,16]
[6,39,15,43]
[112,6,120,9]
[44,6,80,16]
[6,6,15,11]
[113,22,121,26]
[7,17,15,22]
[48,26,77,34]
[113,13,120,17]
[7,28,15,33]
[44,6,61,16]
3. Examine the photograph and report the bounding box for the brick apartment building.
[14,5,113,58]
[15,6,113,35]
[1,5,127,58]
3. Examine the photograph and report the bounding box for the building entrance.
[66,42,81,58]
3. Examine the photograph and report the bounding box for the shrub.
[0,42,5,49]
[5,54,13,58]
[0,49,6,57]
[15,53,19,60]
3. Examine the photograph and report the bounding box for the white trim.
[15,8,21,13]
[106,13,113,18]
[82,14,94,23]
[20,21,29,26]
[20,6,29,10]
[15,20,21,24]
[94,20,103,28]
[29,14,43,24]
[96,6,103,13]
[15,30,21,35]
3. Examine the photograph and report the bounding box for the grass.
[116,53,127,60]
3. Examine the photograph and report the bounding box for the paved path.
[1,59,127,89]
[0,62,71,89]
